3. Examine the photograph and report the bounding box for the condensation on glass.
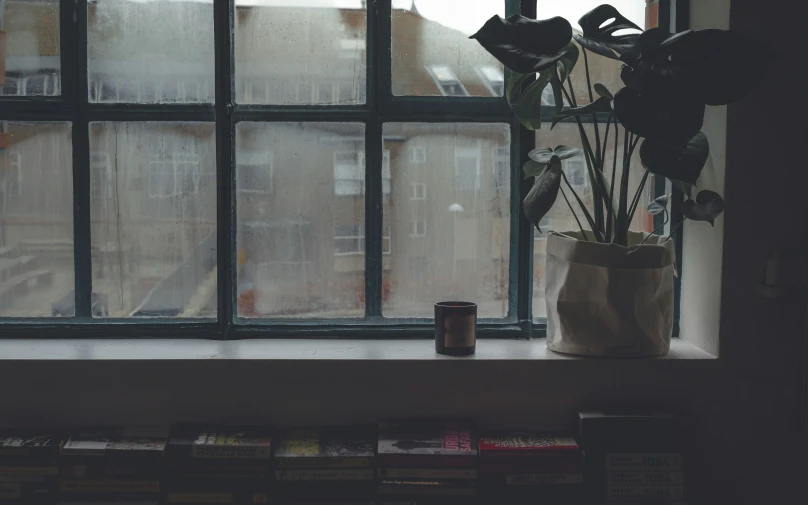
[235,122,366,318]
[89,122,217,318]
[0,121,74,317]
[531,123,652,318]
[392,0,504,97]
[234,1,366,105]
[382,122,511,318]
[88,0,215,103]
[0,0,61,97]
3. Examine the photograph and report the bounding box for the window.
[534,217,552,238]
[426,65,469,97]
[237,151,273,194]
[409,146,426,164]
[334,150,390,196]
[478,66,505,96]
[7,151,23,197]
[455,147,480,192]
[409,219,427,237]
[1,0,667,337]
[410,182,426,200]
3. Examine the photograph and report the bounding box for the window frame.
[0,0,683,339]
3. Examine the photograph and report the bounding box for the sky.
[132,1,647,36]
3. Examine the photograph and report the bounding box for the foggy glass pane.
[89,122,217,318]
[0,122,73,317]
[88,0,215,103]
[234,1,366,105]
[382,123,510,318]
[236,122,365,318]
[0,0,61,97]
[392,1,504,97]
[532,122,652,319]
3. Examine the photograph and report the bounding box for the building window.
[410,182,426,200]
[426,65,469,97]
[7,151,23,197]
[148,137,201,199]
[334,225,391,255]
[409,146,426,164]
[455,147,480,192]
[566,157,587,188]
[90,153,113,200]
[334,150,390,196]
[493,146,509,190]
[477,66,504,96]
[238,151,273,194]
[409,219,427,238]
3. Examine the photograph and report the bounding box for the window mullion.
[213,0,234,335]
[71,0,92,318]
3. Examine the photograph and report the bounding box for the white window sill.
[0,337,714,361]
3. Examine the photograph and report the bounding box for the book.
[478,460,582,474]
[378,468,476,480]
[607,471,684,486]
[274,427,374,469]
[378,479,476,497]
[377,420,476,468]
[478,433,580,457]
[59,479,160,494]
[0,430,65,462]
[274,469,374,482]
[62,427,169,458]
[168,424,272,460]
[606,485,684,501]
[578,412,681,448]
[605,453,683,471]
[163,490,269,503]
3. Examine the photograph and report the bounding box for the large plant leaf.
[647,194,671,215]
[670,179,694,198]
[523,161,562,230]
[512,70,553,130]
[470,15,573,73]
[551,96,612,128]
[551,43,579,114]
[528,145,582,163]
[613,87,704,147]
[523,159,548,180]
[594,83,613,98]
[505,71,530,104]
[682,190,724,226]
[640,132,710,185]
[573,4,642,59]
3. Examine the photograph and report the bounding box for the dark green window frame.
[0,0,684,339]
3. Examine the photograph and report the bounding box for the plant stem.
[606,115,619,242]
[639,209,669,245]
[628,169,650,224]
[561,169,605,242]
[583,48,602,171]
[615,130,633,246]
[560,187,587,237]
[665,218,685,243]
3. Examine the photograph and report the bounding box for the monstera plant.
[470,4,761,246]
[470,5,761,357]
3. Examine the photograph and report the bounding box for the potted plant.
[470,4,761,356]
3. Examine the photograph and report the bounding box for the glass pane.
[234,1,366,105]
[0,0,61,97]
[236,122,365,318]
[392,1,504,97]
[0,122,73,317]
[532,123,651,319]
[88,0,214,103]
[535,0,647,104]
[382,123,510,318]
[89,122,216,318]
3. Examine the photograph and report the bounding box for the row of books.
[0,412,684,504]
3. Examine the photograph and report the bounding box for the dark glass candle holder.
[435,301,477,356]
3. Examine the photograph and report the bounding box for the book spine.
[59,479,160,493]
[377,455,475,468]
[191,445,271,459]
[606,485,684,501]
[479,450,580,459]
[276,457,371,468]
[0,482,21,500]
[274,469,374,481]
[607,471,683,486]
[0,465,58,476]
[505,473,583,486]
[605,453,683,471]
[164,491,234,503]
[378,468,477,479]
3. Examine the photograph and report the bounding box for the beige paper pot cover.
[545,231,675,357]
